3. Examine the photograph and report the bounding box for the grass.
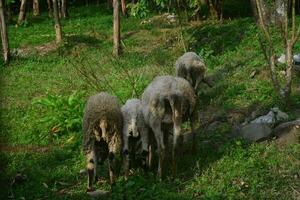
[1,4,300,200]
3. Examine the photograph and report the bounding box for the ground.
[0,5,300,200]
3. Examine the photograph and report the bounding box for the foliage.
[33,92,85,135]
[127,0,150,18]
[1,5,300,200]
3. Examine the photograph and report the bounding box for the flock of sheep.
[82,52,209,191]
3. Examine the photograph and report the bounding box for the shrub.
[33,92,85,136]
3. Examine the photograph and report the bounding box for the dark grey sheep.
[121,98,151,179]
[175,52,210,90]
[141,75,197,178]
[82,92,123,191]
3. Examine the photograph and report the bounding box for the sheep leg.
[151,121,165,179]
[191,112,197,153]
[108,133,120,185]
[141,127,150,171]
[86,149,96,191]
[194,77,201,90]
[108,152,116,184]
[147,144,153,170]
[172,121,181,177]
[122,129,130,180]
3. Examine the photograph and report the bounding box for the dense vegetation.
[0,1,300,200]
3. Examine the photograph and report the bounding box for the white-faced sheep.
[121,98,151,179]
[175,52,211,90]
[141,75,197,178]
[82,92,123,191]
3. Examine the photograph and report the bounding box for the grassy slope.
[1,5,300,200]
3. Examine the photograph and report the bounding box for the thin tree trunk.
[17,0,26,25]
[33,0,40,16]
[57,0,62,18]
[52,0,62,44]
[0,0,9,64]
[120,0,126,15]
[47,0,53,17]
[113,0,121,56]
[61,0,68,18]
[250,0,259,22]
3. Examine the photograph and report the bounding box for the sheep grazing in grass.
[121,98,151,179]
[175,52,211,90]
[82,92,123,191]
[141,75,197,178]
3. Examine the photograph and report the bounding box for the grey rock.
[271,107,289,121]
[251,111,275,125]
[79,169,87,175]
[277,53,300,65]
[87,190,110,199]
[250,107,288,126]
[207,121,223,132]
[277,54,286,63]
[240,123,272,142]
[293,54,300,64]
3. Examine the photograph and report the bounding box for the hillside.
[0,5,299,200]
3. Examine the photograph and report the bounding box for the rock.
[251,111,275,125]
[231,124,272,142]
[87,189,110,199]
[277,54,286,63]
[277,53,300,65]
[293,54,300,65]
[250,70,258,78]
[294,64,300,72]
[275,126,299,146]
[250,107,288,126]
[207,121,223,132]
[271,107,289,121]
[79,169,87,175]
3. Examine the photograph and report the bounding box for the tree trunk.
[33,0,40,16]
[275,0,287,26]
[0,0,9,64]
[17,0,26,25]
[47,0,53,17]
[120,0,126,15]
[250,0,259,22]
[113,0,121,56]
[57,0,62,18]
[52,0,62,44]
[61,0,68,18]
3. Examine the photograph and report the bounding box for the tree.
[121,0,126,15]
[113,0,121,56]
[33,0,40,16]
[47,0,53,17]
[17,0,26,25]
[61,0,68,18]
[53,0,62,44]
[0,0,9,64]
[255,0,300,103]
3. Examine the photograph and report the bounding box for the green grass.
[1,4,300,200]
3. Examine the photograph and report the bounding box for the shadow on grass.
[187,18,253,56]
[58,34,103,55]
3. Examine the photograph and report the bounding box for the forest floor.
[1,5,300,200]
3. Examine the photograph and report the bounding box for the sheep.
[141,75,197,178]
[82,92,123,191]
[121,99,151,179]
[175,52,211,90]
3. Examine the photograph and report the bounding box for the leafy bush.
[127,0,150,18]
[33,92,85,135]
